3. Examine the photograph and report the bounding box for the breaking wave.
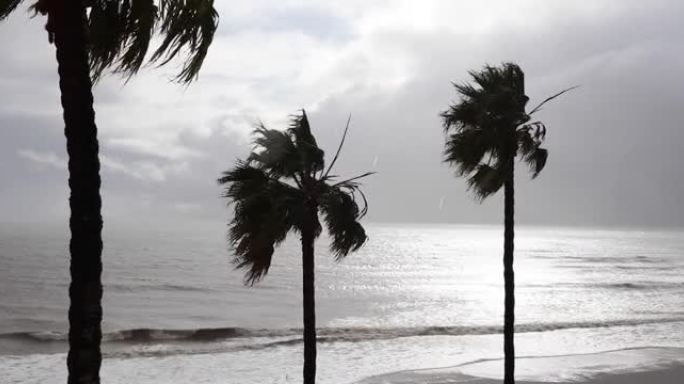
[4,317,684,346]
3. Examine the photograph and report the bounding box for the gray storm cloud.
[1,0,683,228]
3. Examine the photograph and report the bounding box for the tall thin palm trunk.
[301,208,317,384]
[52,2,104,383]
[503,157,515,384]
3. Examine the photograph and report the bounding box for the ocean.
[1,223,683,383]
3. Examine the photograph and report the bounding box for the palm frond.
[334,181,370,218]
[523,146,548,178]
[88,0,158,81]
[516,128,536,155]
[441,99,481,132]
[467,164,506,200]
[0,0,23,20]
[219,161,305,284]
[319,185,367,259]
[331,171,375,187]
[87,0,218,83]
[516,122,548,178]
[322,114,351,178]
[218,160,269,201]
[352,185,369,218]
[444,130,489,176]
[150,0,218,83]
[502,62,525,94]
[288,110,324,176]
[516,122,544,151]
[247,124,299,178]
[452,82,481,100]
[528,86,579,115]
[469,65,500,90]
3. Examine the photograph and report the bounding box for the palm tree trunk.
[503,158,515,384]
[301,208,317,384]
[52,3,104,384]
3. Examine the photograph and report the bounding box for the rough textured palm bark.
[503,156,515,384]
[53,2,104,383]
[301,207,318,384]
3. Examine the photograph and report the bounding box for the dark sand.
[360,347,684,383]
[460,365,684,383]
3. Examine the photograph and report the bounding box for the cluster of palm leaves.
[1,0,218,82]
[86,0,218,82]
[219,112,370,284]
[442,64,546,197]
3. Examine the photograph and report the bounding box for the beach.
[377,365,684,384]
[361,347,684,383]
[3,346,684,383]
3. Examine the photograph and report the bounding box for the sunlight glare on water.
[1,223,683,383]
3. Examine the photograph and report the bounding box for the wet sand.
[359,347,684,383]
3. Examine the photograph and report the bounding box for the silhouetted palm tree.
[0,2,218,383]
[219,111,370,384]
[441,63,572,384]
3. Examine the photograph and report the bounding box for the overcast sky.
[1,0,683,229]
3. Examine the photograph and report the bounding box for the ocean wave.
[105,283,214,293]
[584,282,684,290]
[3,317,684,346]
[0,327,291,344]
[517,281,684,290]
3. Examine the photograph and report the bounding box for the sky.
[1,0,683,229]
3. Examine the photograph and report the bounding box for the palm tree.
[440,63,572,384]
[219,111,370,384]
[0,2,218,383]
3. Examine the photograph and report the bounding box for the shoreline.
[420,365,684,384]
[416,365,684,384]
[1,346,683,383]
[359,347,684,383]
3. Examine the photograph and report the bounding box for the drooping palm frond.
[468,163,506,200]
[444,129,489,176]
[2,1,218,82]
[149,0,218,82]
[218,161,305,284]
[524,146,548,177]
[516,121,547,177]
[0,0,23,20]
[88,0,158,80]
[87,0,218,83]
[319,184,367,259]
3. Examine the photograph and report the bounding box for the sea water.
[1,223,683,383]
